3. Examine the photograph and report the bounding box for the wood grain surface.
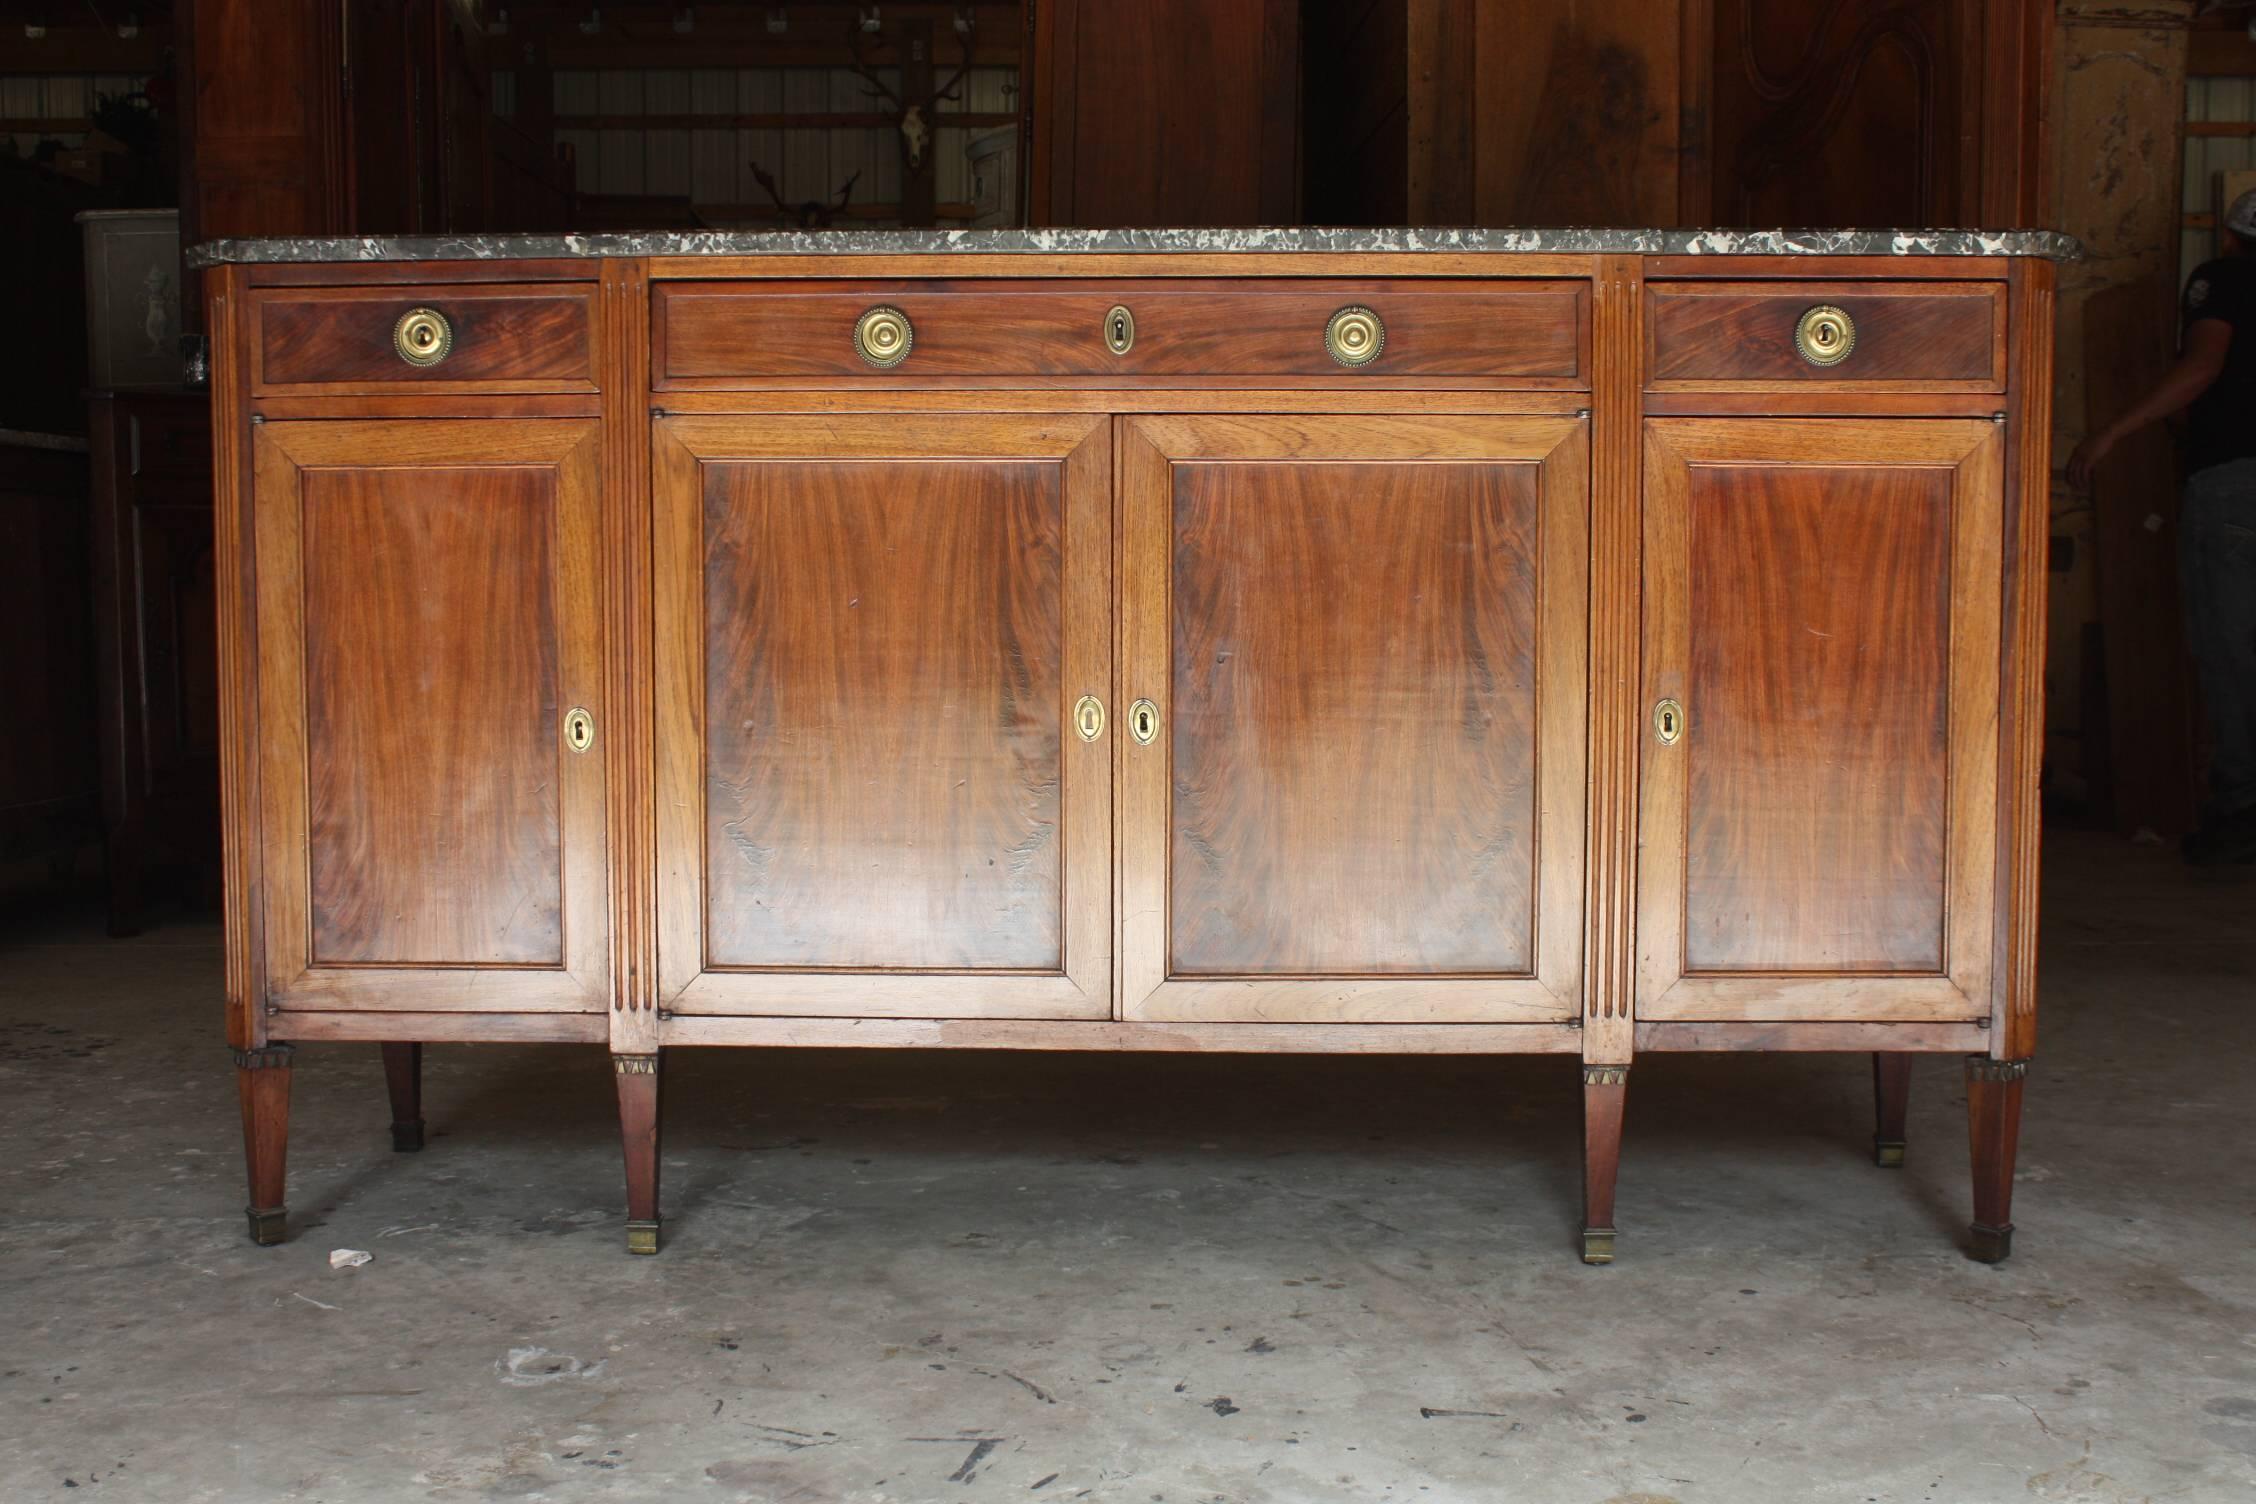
[1681,460,1950,972]
[1637,417,2002,1023]
[652,414,1112,1019]
[1166,459,1539,975]
[252,420,608,1013]
[653,278,1587,386]
[252,284,596,393]
[303,464,563,964]
[1119,413,1587,1024]
[701,459,1067,970]
[1646,281,2004,389]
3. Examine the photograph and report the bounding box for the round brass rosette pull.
[393,307,453,367]
[1794,304,1855,367]
[1324,305,1385,368]
[854,305,914,367]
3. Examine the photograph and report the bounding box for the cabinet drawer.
[1646,282,2004,389]
[250,284,597,394]
[653,279,1588,387]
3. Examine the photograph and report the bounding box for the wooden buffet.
[189,228,2072,1263]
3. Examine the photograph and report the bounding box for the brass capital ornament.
[613,1054,659,1075]
[1965,1057,2030,1083]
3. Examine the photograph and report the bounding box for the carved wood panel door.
[250,419,610,1014]
[1636,418,2004,1023]
[651,414,1113,1020]
[1117,414,1588,1023]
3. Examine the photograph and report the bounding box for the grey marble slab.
[187,225,2080,267]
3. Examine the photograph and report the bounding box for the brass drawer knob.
[393,307,453,367]
[1325,305,1385,367]
[1794,305,1855,367]
[854,305,914,367]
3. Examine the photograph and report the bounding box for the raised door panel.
[653,414,1111,1019]
[252,420,608,1012]
[1119,414,1587,1023]
[1637,418,2002,1022]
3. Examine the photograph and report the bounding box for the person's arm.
[2066,319,2233,488]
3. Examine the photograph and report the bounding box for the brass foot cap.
[626,1219,662,1256]
[246,1206,287,1246]
[1968,1222,2014,1264]
[1581,1228,1616,1265]
[391,1120,426,1153]
[1874,1140,1907,1169]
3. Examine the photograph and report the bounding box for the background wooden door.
[652,414,1112,1020]
[1636,418,2003,1022]
[251,420,609,1013]
[1119,414,1587,1024]
[1031,0,1300,227]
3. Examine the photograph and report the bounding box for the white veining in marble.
[186,225,2080,267]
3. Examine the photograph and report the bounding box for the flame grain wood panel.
[701,459,1068,971]
[203,248,2055,1266]
[302,465,564,966]
[1118,414,1587,1024]
[651,413,1112,1019]
[1637,417,2003,1021]
[250,419,608,1012]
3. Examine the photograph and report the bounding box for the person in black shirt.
[2070,188,2256,863]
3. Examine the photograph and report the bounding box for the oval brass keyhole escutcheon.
[1324,305,1385,367]
[1653,698,1684,746]
[393,307,453,367]
[1129,699,1159,746]
[854,305,914,367]
[564,707,596,754]
[1794,305,1855,367]
[1104,305,1136,355]
[1073,694,1106,742]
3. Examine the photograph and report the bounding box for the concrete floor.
[0,829,2251,1503]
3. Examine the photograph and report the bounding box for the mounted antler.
[749,163,860,229]
[845,9,977,172]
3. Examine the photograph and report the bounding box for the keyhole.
[1130,700,1158,744]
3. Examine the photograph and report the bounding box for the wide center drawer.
[652,278,1589,387]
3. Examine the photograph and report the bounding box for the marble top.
[186,225,2080,267]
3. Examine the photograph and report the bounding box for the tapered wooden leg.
[234,1044,294,1246]
[1581,1064,1628,1264]
[382,1043,425,1152]
[614,1053,662,1254]
[1966,1057,2029,1263]
[1872,1052,1913,1168]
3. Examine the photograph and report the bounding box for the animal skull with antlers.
[846,10,977,172]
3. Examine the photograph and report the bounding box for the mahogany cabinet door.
[1118,414,1589,1023]
[251,420,609,1013]
[652,414,1112,1019]
[1636,418,2005,1022]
